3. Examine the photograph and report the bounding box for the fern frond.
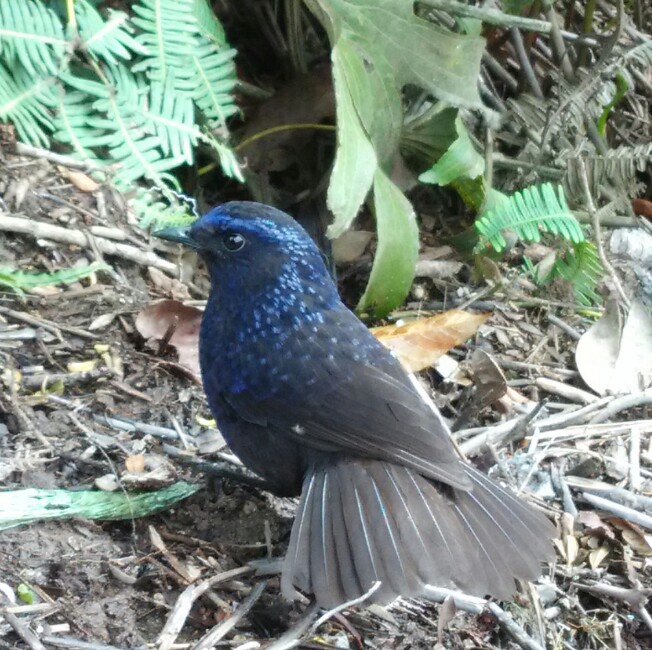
[0,63,56,147]
[0,0,67,76]
[553,241,603,305]
[130,187,197,229]
[52,89,110,163]
[474,183,584,251]
[0,262,109,295]
[130,0,237,128]
[85,66,188,188]
[75,0,147,64]
[565,142,652,198]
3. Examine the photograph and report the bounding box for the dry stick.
[40,637,132,650]
[510,28,544,98]
[419,0,598,44]
[534,377,598,405]
[264,604,321,650]
[576,159,630,306]
[13,142,107,173]
[1,609,48,650]
[424,588,545,650]
[629,429,641,491]
[589,388,652,424]
[0,214,176,274]
[191,581,267,650]
[0,305,94,340]
[582,492,652,530]
[157,566,254,650]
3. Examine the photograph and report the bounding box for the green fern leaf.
[86,66,188,188]
[474,183,584,251]
[553,241,603,305]
[0,0,67,76]
[130,0,237,128]
[0,63,56,146]
[0,262,109,295]
[75,0,148,65]
[52,89,110,162]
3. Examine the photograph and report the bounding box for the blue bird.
[156,202,555,608]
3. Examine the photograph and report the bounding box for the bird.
[156,201,556,609]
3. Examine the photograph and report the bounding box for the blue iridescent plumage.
[156,201,555,609]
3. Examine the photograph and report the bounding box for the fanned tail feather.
[282,460,555,608]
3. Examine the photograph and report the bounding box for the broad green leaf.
[419,117,485,186]
[305,0,486,314]
[306,0,486,108]
[357,169,418,317]
[335,37,401,164]
[327,40,378,238]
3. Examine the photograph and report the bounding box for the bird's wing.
[223,322,471,490]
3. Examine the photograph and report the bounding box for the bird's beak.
[154,225,198,249]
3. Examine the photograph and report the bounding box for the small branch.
[191,581,267,650]
[14,142,105,173]
[0,214,177,274]
[589,388,652,424]
[582,492,652,530]
[576,158,629,306]
[157,567,254,650]
[420,0,598,44]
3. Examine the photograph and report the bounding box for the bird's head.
[155,202,337,303]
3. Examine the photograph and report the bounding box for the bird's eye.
[222,232,246,252]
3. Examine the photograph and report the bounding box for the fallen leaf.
[372,310,490,372]
[67,360,97,373]
[125,454,145,473]
[414,259,463,279]
[89,312,118,331]
[588,545,610,569]
[57,165,100,192]
[576,299,652,395]
[148,266,191,301]
[135,300,202,377]
[332,230,373,263]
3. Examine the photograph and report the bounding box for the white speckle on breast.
[292,424,306,436]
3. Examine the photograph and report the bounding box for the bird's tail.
[281,459,555,608]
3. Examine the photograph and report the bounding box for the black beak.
[154,225,197,249]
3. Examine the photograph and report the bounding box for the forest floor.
[1,147,652,650]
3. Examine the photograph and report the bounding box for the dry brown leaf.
[588,544,610,569]
[610,519,652,556]
[125,454,145,473]
[57,165,100,192]
[135,300,202,377]
[576,299,652,395]
[372,310,490,373]
[332,230,373,263]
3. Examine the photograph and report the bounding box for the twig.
[582,492,652,530]
[424,588,545,650]
[535,378,597,404]
[486,602,546,650]
[629,429,641,491]
[157,566,254,650]
[41,636,133,650]
[1,609,47,650]
[312,581,382,632]
[547,314,581,340]
[14,142,106,173]
[0,306,95,340]
[419,0,598,44]
[264,604,320,650]
[510,28,543,98]
[0,214,176,274]
[589,388,652,423]
[191,581,267,650]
